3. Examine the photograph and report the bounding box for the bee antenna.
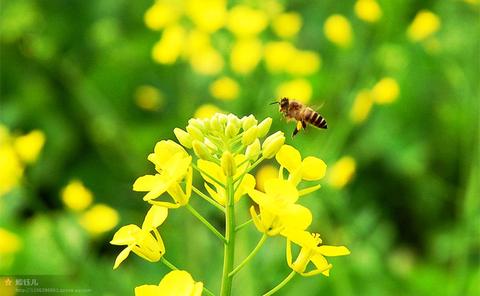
[269,101,279,105]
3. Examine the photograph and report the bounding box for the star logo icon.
[4,277,12,286]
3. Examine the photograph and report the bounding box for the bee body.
[277,97,327,137]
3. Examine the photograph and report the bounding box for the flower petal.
[110,224,141,245]
[113,246,132,269]
[301,157,327,181]
[142,206,168,230]
[275,145,301,172]
[310,254,332,277]
[148,140,188,169]
[198,159,225,186]
[280,204,312,231]
[157,270,197,296]
[135,284,161,296]
[247,188,269,206]
[317,245,351,257]
[234,174,256,202]
[264,178,298,204]
[133,175,162,192]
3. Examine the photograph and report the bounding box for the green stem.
[185,204,226,244]
[220,176,236,296]
[263,271,296,296]
[229,234,267,277]
[161,258,215,296]
[233,156,265,185]
[235,218,253,232]
[192,185,225,213]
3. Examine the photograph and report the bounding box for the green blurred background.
[0,0,479,295]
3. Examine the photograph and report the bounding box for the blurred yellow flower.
[276,79,312,103]
[61,180,93,211]
[230,38,262,74]
[186,0,227,33]
[354,0,382,23]
[255,164,278,192]
[0,228,22,254]
[152,25,186,64]
[0,146,24,196]
[263,41,296,73]
[135,270,203,296]
[111,206,167,269]
[133,140,192,208]
[324,14,353,48]
[13,130,45,164]
[194,104,222,119]
[190,47,224,75]
[80,204,119,235]
[209,76,239,101]
[328,156,356,188]
[371,77,400,104]
[183,30,211,58]
[407,10,441,42]
[272,12,302,38]
[144,2,181,31]
[285,50,321,76]
[134,85,164,111]
[284,229,350,277]
[227,5,268,37]
[248,178,312,236]
[350,89,373,124]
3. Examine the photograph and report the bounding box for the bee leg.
[292,121,302,138]
[302,121,307,130]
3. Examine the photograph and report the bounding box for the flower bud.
[256,117,272,138]
[186,124,204,141]
[225,121,241,138]
[192,140,211,160]
[221,151,236,177]
[242,115,258,131]
[188,118,205,131]
[210,115,223,132]
[173,128,193,148]
[242,126,258,146]
[262,131,285,159]
[245,139,261,160]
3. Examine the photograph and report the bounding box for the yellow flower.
[271,12,302,38]
[134,85,164,111]
[285,50,321,76]
[407,10,441,42]
[371,77,399,104]
[194,104,222,119]
[135,270,203,296]
[144,2,181,31]
[110,206,167,269]
[284,229,350,277]
[13,130,45,164]
[198,155,256,205]
[80,204,119,235]
[248,178,312,236]
[263,41,296,73]
[276,79,312,103]
[133,140,192,208]
[276,145,326,188]
[255,165,278,192]
[354,0,382,23]
[152,25,186,64]
[324,14,353,48]
[183,30,211,59]
[230,38,262,75]
[226,5,268,37]
[0,228,22,254]
[186,0,227,33]
[209,77,239,101]
[0,146,23,196]
[189,46,224,75]
[328,156,356,188]
[350,89,373,124]
[61,180,93,211]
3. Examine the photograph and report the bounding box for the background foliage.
[0,0,478,295]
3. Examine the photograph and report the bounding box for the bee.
[271,97,327,137]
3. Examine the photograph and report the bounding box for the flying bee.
[271,97,327,137]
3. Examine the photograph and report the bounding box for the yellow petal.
[204,182,224,205]
[301,157,327,181]
[157,270,199,296]
[248,188,269,206]
[234,174,256,202]
[280,204,312,230]
[282,229,318,248]
[142,206,168,230]
[133,174,160,191]
[148,140,188,168]
[318,245,351,256]
[275,145,301,172]
[113,247,132,269]
[264,178,298,204]
[197,159,226,186]
[135,284,161,296]
[110,224,141,245]
[311,254,332,276]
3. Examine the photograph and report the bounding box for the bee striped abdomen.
[306,108,327,129]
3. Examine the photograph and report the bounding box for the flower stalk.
[220,175,236,296]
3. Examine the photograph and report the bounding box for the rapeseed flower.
[271,12,302,38]
[61,180,93,211]
[407,10,441,42]
[209,77,240,101]
[371,77,400,104]
[324,14,353,48]
[328,156,356,188]
[350,89,373,123]
[354,0,382,23]
[276,79,312,103]
[135,270,203,296]
[80,204,119,235]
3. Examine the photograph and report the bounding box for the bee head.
[279,97,289,112]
